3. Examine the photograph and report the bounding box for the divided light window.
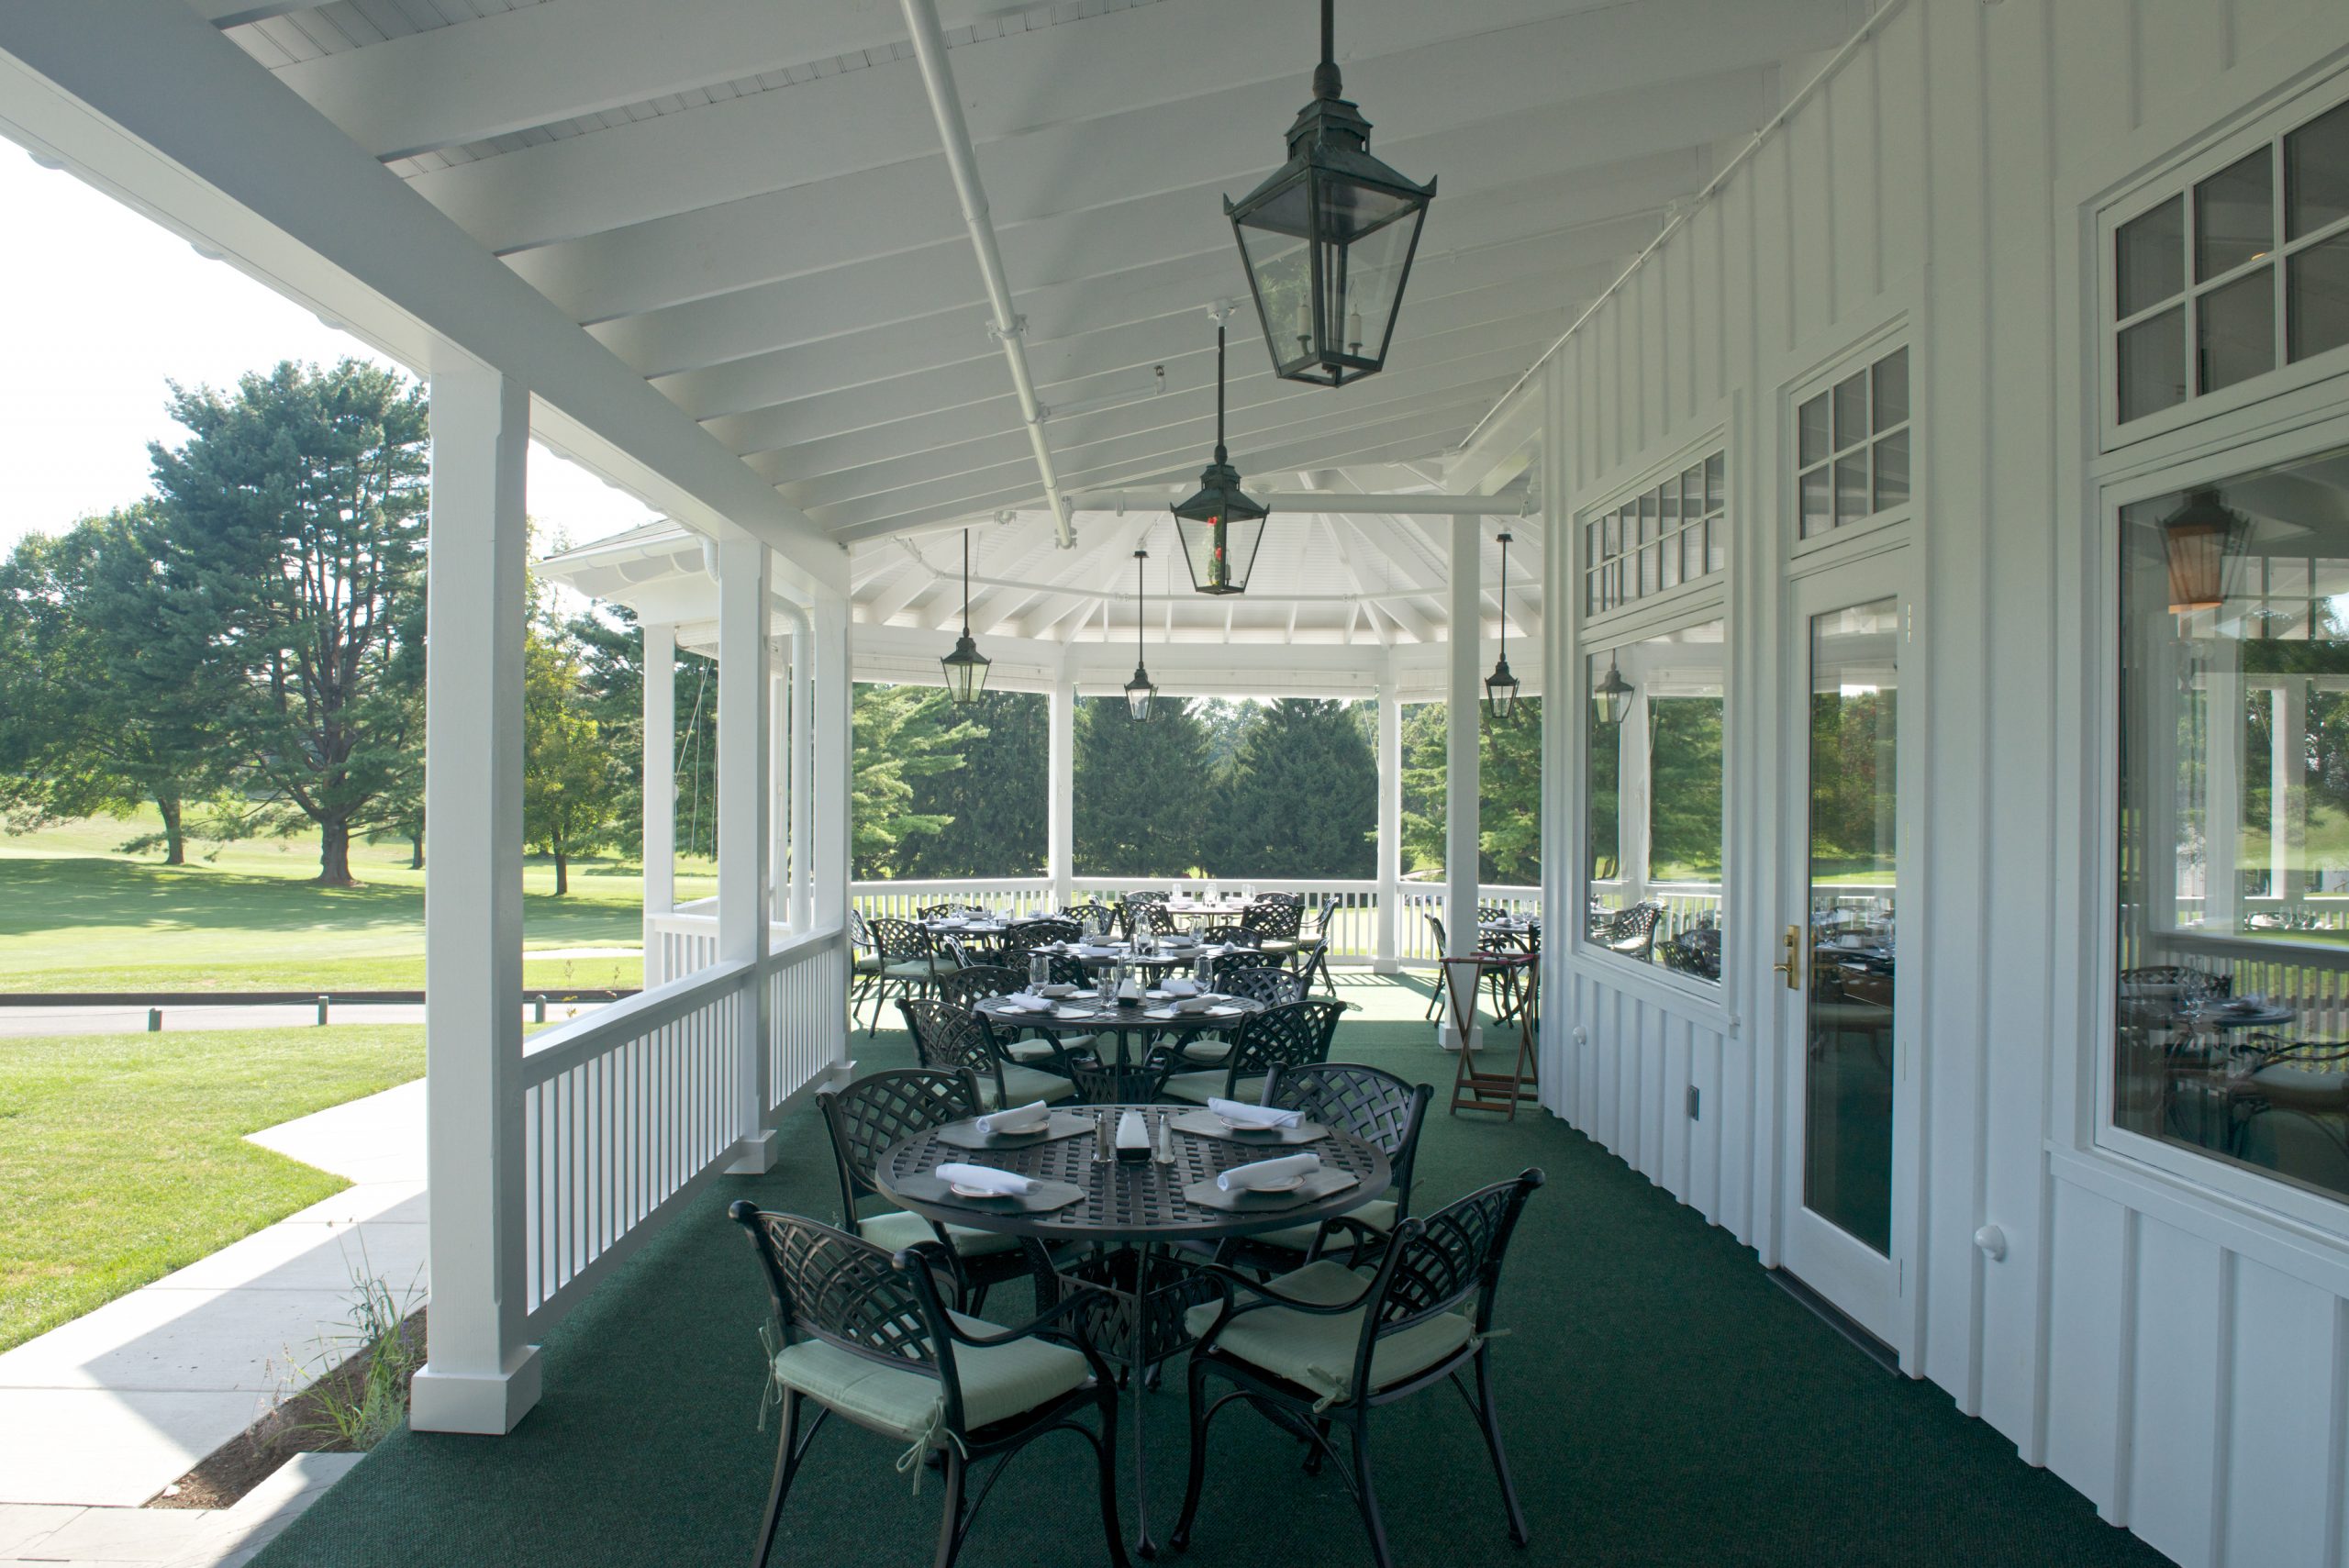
[1585,452,1724,616]
[2113,97,2349,425]
[1797,346,1909,539]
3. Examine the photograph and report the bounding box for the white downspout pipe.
[900,0,1075,549]
[1063,490,1535,517]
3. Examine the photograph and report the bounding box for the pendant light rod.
[1214,323,1228,462]
[1067,490,1533,517]
[1316,0,1339,97]
[900,0,1075,549]
[961,528,973,633]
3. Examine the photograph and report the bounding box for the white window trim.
[2087,400,2349,1244]
[2097,69,2349,453]
[1576,431,1731,636]
[1784,318,1917,562]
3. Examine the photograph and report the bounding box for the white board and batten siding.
[1532,2,2349,1564]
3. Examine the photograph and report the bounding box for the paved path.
[0,1453,362,1568]
[0,999,611,1039]
[0,1082,426,1514]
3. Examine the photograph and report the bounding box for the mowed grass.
[0,810,713,993]
[0,1025,426,1352]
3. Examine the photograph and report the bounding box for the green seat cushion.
[857,1208,1023,1258]
[1158,1070,1266,1106]
[853,953,883,973]
[1005,1032,1093,1064]
[770,1309,1090,1443]
[1248,1198,1399,1255]
[1183,1258,1474,1407]
[884,960,934,981]
[985,1064,1080,1106]
[1178,1038,1233,1066]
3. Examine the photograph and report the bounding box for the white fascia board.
[0,1,846,600]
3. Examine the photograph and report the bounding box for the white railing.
[519,923,847,1331]
[841,877,1545,967]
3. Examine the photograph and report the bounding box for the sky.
[0,144,662,557]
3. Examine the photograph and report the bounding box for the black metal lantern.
[1485,529,1521,723]
[1171,323,1270,595]
[1592,653,1632,728]
[939,529,990,705]
[1125,548,1159,721]
[2160,487,2249,614]
[1225,0,1437,389]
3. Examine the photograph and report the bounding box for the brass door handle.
[1772,924,1800,991]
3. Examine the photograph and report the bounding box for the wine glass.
[1029,951,1050,992]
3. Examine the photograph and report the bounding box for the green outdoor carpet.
[253,984,2166,1568]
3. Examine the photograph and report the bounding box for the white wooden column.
[641,623,677,976]
[1048,652,1076,908]
[814,597,852,934]
[768,646,789,928]
[789,623,816,933]
[716,536,776,1174]
[1375,653,1402,973]
[411,361,540,1435]
[1443,514,1483,1049]
[2272,681,2309,903]
[1620,686,1653,906]
[2206,644,2242,929]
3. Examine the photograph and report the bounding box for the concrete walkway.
[0,1081,425,1526]
[0,1453,362,1568]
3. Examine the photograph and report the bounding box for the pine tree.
[1398,697,1544,884]
[1073,695,1213,878]
[898,689,1046,878]
[852,684,980,877]
[1218,699,1376,878]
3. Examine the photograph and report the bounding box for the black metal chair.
[1596,902,1665,962]
[1216,1063,1431,1276]
[1124,898,1176,940]
[1176,965,1305,1067]
[1241,901,1304,946]
[729,1205,1130,1568]
[863,916,941,1038]
[1172,1171,1546,1568]
[898,997,1085,1109]
[1152,997,1346,1106]
[816,1067,1038,1316]
[1003,917,1079,962]
[848,908,884,1018]
[935,965,1091,1068]
[1420,912,1450,1021]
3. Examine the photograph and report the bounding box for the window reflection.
[1586,619,1726,983]
[2117,446,2349,1203]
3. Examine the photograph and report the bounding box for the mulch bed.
[147,1307,425,1510]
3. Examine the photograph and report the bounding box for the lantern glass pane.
[1237,207,1315,373]
[1315,195,1421,362]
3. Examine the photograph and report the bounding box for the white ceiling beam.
[829,400,1496,540]
[401,0,1664,249]
[269,0,1007,161]
[523,51,1771,328]
[811,382,1516,537]
[0,0,846,598]
[195,0,335,25]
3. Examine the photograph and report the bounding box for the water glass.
[1029,952,1050,991]
[1243,883,1257,902]
[1099,962,1119,1006]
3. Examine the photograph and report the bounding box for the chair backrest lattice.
[818,1067,983,1218]
[1220,966,1305,1008]
[1241,902,1303,942]
[1228,997,1347,1082]
[1368,1172,1542,1344]
[1266,1062,1431,1215]
[866,916,930,965]
[936,966,1024,1008]
[898,998,1003,1098]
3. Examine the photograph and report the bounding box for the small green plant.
[277,1245,423,1452]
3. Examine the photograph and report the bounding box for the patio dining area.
[245,982,2159,1568]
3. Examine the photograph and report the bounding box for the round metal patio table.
[973,991,1264,1102]
[875,1106,1392,1558]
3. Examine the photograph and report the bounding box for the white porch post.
[1375,654,1402,973]
[411,361,540,1434]
[814,597,852,934]
[1620,688,1653,906]
[717,537,776,1174]
[642,623,677,940]
[790,623,816,933]
[1443,515,1483,1050]
[768,646,789,928]
[2272,682,2309,903]
[1048,652,1076,908]
[2206,646,2242,929]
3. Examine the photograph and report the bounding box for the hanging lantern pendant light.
[1226,0,1437,389]
[1125,548,1159,721]
[1485,529,1521,723]
[939,528,991,704]
[1593,651,1633,728]
[1170,322,1270,595]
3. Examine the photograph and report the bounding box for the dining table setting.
[875,1095,1393,1557]
[974,971,1265,1102]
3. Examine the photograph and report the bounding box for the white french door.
[1775,551,1917,1355]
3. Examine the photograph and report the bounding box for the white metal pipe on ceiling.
[899,0,1076,549]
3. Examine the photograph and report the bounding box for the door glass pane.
[1872,428,1910,511]
[1585,622,1725,984]
[2197,267,2277,394]
[1801,465,1831,539]
[2195,150,2275,282]
[1833,371,1870,450]
[2118,195,2186,317]
[1805,597,1899,1256]
[1872,347,1909,429]
[1798,394,1832,465]
[2288,233,2349,363]
[1834,453,1870,528]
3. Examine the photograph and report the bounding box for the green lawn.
[0,1025,426,1352]
[0,810,709,993]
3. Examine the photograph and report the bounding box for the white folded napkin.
[1217,1151,1319,1192]
[976,1101,1051,1136]
[936,1163,1037,1195]
[1161,977,1200,997]
[996,993,1052,1013]
[1208,1097,1301,1129]
[1174,995,1212,1014]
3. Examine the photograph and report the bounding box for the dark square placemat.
[894,1172,1085,1215]
[1167,1109,1328,1147]
[934,1111,1096,1151]
[1181,1169,1360,1213]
